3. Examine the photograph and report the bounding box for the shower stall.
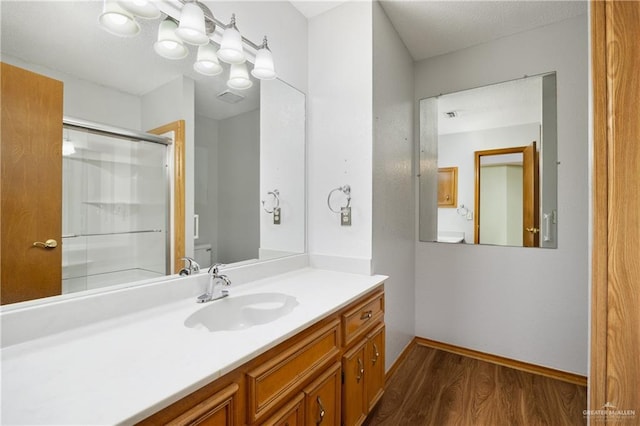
[61,119,171,293]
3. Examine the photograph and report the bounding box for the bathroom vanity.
[0,267,386,425]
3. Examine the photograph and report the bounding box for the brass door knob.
[33,239,57,248]
[526,227,540,234]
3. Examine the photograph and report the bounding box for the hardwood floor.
[364,345,587,426]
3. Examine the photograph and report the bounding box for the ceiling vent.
[217,90,245,104]
[445,111,458,118]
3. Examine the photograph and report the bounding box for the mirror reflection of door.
[474,141,539,247]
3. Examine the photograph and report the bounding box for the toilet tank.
[194,244,212,268]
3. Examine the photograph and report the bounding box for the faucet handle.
[208,263,224,275]
[180,257,200,275]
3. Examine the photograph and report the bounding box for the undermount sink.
[184,292,299,332]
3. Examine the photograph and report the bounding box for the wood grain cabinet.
[166,383,240,426]
[341,291,386,426]
[437,167,458,208]
[138,287,385,426]
[304,362,342,426]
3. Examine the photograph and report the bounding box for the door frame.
[473,145,536,245]
[148,121,186,274]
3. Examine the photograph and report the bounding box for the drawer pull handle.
[316,396,325,424]
[372,343,380,364]
[357,358,364,382]
[360,310,373,320]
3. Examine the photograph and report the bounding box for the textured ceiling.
[379,0,588,61]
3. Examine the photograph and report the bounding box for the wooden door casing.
[1,62,63,304]
[590,0,640,415]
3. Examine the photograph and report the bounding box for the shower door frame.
[62,117,174,279]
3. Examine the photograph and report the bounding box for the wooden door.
[1,62,63,305]
[342,340,367,426]
[591,0,640,416]
[304,363,341,426]
[365,324,385,412]
[522,141,539,247]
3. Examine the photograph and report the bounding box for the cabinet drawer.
[247,320,340,423]
[261,393,304,426]
[342,291,384,347]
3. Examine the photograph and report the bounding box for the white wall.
[217,109,260,264]
[414,15,589,375]
[260,79,306,257]
[194,115,220,258]
[372,2,416,371]
[438,123,540,241]
[307,1,373,273]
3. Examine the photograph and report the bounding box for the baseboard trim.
[414,337,587,387]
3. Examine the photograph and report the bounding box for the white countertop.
[1,268,386,425]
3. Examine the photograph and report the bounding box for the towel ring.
[261,190,280,213]
[327,185,351,213]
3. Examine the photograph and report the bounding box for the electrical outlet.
[273,207,281,225]
[341,207,352,226]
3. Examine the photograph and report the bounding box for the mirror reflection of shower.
[61,121,170,293]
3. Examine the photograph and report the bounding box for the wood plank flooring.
[364,345,587,426]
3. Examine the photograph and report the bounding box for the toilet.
[194,244,212,268]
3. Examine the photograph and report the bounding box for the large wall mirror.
[0,1,305,306]
[419,73,558,248]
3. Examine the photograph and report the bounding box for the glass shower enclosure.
[61,120,170,293]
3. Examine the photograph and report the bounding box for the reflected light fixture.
[227,63,253,90]
[175,1,209,46]
[217,14,246,64]
[154,18,189,60]
[117,0,160,19]
[251,37,276,80]
[194,43,223,76]
[99,0,140,37]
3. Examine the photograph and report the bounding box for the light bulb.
[175,2,209,46]
[154,18,189,60]
[217,14,245,64]
[99,0,140,37]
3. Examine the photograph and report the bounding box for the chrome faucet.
[179,257,200,276]
[197,263,231,303]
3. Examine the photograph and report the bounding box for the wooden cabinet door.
[1,62,63,305]
[262,393,305,426]
[342,340,367,426]
[365,324,385,412]
[437,167,457,207]
[304,362,341,426]
[167,383,239,426]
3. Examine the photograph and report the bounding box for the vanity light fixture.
[175,1,209,46]
[194,43,223,76]
[227,63,253,90]
[99,0,140,37]
[251,37,276,80]
[100,0,277,88]
[117,0,161,19]
[217,14,246,64]
[154,18,189,60]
